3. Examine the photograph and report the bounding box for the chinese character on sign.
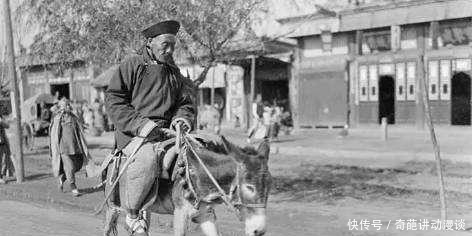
[444,220,454,230]
[347,219,359,231]
[395,219,405,230]
[419,219,429,230]
[372,220,382,230]
[406,219,417,230]
[455,219,465,231]
[360,219,370,230]
[430,219,442,230]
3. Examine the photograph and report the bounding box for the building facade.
[19,61,96,103]
[282,0,472,128]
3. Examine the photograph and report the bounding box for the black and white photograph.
[0,0,472,235]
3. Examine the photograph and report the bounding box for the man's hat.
[141,20,180,39]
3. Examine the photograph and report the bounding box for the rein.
[174,128,265,221]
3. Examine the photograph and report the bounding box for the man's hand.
[147,126,165,140]
[171,118,191,133]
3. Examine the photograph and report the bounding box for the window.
[369,65,378,101]
[396,63,406,101]
[359,66,368,101]
[428,60,439,100]
[440,60,451,100]
[401,26,417,49]
[439,19,472,47]
[406,62,416,101]
[362,29,391,54]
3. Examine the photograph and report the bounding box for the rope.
[182,136,242,219]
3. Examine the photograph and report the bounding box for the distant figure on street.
[40,101,52,123]
[82,103,94,131]
[22,122,34,151]
[91,98,105,135]
[0,116,14,184]
[268,103,282,142]
[53,91,60,103]
[247,94,264,143]
[49,98,93,196]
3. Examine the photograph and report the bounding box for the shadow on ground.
[271,162,472,202]
[25,173,52,181]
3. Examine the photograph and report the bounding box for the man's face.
[148,34,176,63]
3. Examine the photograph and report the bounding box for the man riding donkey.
[103,20,211,236]
[49,98,95,196]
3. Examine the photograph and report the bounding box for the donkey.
[103,135,272,236]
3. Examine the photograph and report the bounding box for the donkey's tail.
[103,205,120,236]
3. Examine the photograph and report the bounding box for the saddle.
[98,137,179,183]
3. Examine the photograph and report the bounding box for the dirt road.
[0,200,133,236]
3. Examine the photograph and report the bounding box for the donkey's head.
[221,136,272,236]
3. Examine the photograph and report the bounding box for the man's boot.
[125,214,148,236]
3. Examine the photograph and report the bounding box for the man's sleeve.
[171,76,197,130]
[105,58,153,137]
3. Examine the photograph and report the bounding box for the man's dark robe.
[105,49,197,150]
[49,110,95,177]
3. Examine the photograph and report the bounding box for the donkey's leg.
[196,204,220,236]
[173,199,195,236]
[103,205,120,236]
[200,221,220,236]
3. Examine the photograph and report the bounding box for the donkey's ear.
[257,140,270,159]
[221,136,248,162]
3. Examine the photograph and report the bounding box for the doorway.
[50,83,70,100]
[260,80,289,109]
[378,75,395,124]
[451,72,471,125]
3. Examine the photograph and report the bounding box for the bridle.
[175,127,267,221]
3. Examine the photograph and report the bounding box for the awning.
[339,0,472,31]
[21,93,55,122]
[179,64,227,89]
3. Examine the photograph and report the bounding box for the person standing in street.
[247,94,264,143]
[49,98,94,196]
[0,116,14,184]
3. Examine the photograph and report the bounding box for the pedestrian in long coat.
[105,20,197,236]
[49,98,94,196]
[0,116,14,184]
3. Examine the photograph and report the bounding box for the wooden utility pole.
[419,23,447,221]
[416,26,426,130]
[3,0,25,183]
[248,55,256,130]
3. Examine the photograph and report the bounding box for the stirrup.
[125,216,148,236]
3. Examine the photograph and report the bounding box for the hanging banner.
[359,65,368,101]
[406,62,416,101]
[428,60,439,100]
[369,65,378,101]
[440,60,451,101]
[396,63,406,101]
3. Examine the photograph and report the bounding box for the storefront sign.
[379,64,394,75]
[454,58,471,72]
